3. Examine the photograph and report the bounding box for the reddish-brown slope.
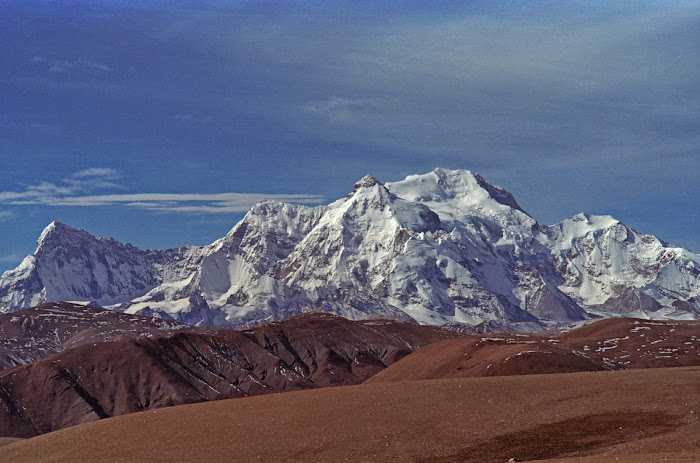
[367,318,700,383]
[1,367,698,463]
[0,312,456,438]
[0,302,189,369]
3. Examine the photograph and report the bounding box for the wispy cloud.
[0,169,324,214]
[31,56,113,73]
[10,192,324,212]
[0,254,23,263]
[64,168,122,190]
[171,113,214,125]
[234,2,697,162]
[305,97,383,124]
[72,167,119,178]
[0,168,122,203]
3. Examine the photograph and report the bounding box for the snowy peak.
[346,175,395,203]
[1,168,698,330]
[343,174,405,214]
[222,200,324,244]
[37,221,83,249]
[35,221,136,257]
[337,174,441,235]
[351,174,382,192]
[29,222,163,307]
[542,213,700,313]
[559,212,620,233]
[385,168,520,209]
[34,221,133,260]
[385,168,533,230]
[37,220,60,245]
[544,213,623,251]
[387,168,481,202]
[472,173,524,213]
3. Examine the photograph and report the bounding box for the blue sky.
[1,0,698,272]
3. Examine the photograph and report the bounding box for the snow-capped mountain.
[1,168,698,329]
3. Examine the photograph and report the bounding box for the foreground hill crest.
[1,168,698,329]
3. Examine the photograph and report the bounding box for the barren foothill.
[2,366,698,463]
[368,318,700,383]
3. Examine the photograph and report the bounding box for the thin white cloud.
[0,192,25,202]
[72,167,119,178]
[76,60,112,72]
[0,170,324,214]
[65,168,123,190]
[25,181,74,196]
[305,97,380,113]
[305,97,383,124]
[171,113,213,125]
[261,3,699,159]
[9,193,323,213]
[0,254,22,263]
[31,56,113,74]
[0,168,121,205]
[3,168,123,204]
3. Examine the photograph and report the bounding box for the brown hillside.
[0,302,190,369]
[1,367,698,463]
[0,312,456,438]
[367,317,700,383]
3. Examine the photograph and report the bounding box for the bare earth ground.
[367,318,700,382]
[0,438,24,447]
[1,366,697,463]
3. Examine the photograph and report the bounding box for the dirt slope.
[367,318,699,383]
[1,366,697,463]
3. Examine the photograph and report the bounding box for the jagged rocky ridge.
[1,168,699,329]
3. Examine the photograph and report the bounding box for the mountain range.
[1,168,698,329]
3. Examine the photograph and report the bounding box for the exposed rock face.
[0,312,457,438]
[1,169,699,328]
[590,286,662,315]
